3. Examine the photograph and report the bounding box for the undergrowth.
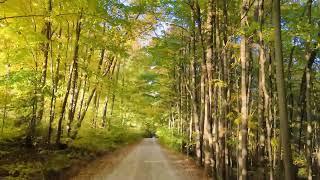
[0,125,143,180]
[156,127,186,151]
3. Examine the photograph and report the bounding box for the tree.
[239,0,249,179]
[273,0,295,179]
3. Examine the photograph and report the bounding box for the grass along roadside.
[0,126,143,180]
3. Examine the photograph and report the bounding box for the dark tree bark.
[48,27,62,144]
[56,13,82,145]
[26,0,52,146]
[71,87,97,139]
[188,0,202,166]
[38,0,53,122]
[66,15,83,137]
[56,63,74,145]
[102,96,109,128]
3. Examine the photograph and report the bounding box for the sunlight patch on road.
[144,160,165,163]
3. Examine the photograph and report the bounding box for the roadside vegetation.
[0,121,143,179]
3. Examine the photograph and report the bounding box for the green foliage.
[1,162,43,180]
[271,136,280,151]
[156,127,186,151]
[293,152,308,178]
[0,125,143,179]
[72,126,143,152]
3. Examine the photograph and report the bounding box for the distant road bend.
[74,138,205,180]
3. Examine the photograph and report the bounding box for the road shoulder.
[70,140,142,180]
[160,144,210,180]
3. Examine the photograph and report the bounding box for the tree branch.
[240,0,256,21]
[0,12,111,21]
[0,14,45,21]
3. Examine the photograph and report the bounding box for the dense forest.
[0,0,319,179]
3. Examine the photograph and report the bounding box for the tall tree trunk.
[239,0,249,179]
[108,60,121,130]
[306,57,313,180]
[273,0,295,179]
[194,0,206,167]
[92,93,100,128]
[56,12,82,145]
[257,0,268,178]
[264,50,274,180]
[72,87,97,139]
[305,1,314,179]
[221,0,229,178]
[56,63,74,145]
[287,46,295,127]
[102,96,109,128]
[67,15,83,136]
[77,74,88,122]
[26,0,52,146]
[38,0,52,122]
[203,0,214,175]
[48,27,62,144]
[189,1,202,166]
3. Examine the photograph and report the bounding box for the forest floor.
[72,138,208,180]
[0,127,143,180]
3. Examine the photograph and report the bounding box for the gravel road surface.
[74,138,206,180]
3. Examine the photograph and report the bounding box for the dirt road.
[73,138,206,180]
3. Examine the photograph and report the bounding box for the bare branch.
[0,12,111,21]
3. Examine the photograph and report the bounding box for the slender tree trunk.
[257,0,268,178]
[194,0,206,168]
[305,1,314,179]
[71,87,97,138]
[48,27,62,144]
[77,74,88,121]
[287,46,295,126]
[56,12,83,145]
[102,96,109,128]
[26,0,52,146]
[273,0,295,179]
[67,15,82,136]
[203,0,214,175]
[187,50,194,155]
[239,0,249,179]
[221,0,229,178]
[92,43,106,128]
[101,57,117,128]
[38,0,52,122]
[306,58,313,180]
[264,51,273,179]
[108,60,121,130]
[189,1,202,166]
[56,63,74,145]
[92,93,100,128]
